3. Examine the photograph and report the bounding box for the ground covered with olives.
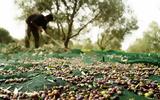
[0,50,160,100]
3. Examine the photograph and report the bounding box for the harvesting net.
[0,49,160,100]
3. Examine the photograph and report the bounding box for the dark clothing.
[25,14,49,48]
[25,13,53,48]
[26,14,48,30]
[25,26,40,48]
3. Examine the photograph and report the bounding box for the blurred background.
[0,0,160,52]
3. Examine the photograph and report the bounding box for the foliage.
[128,21,160,52]
[71,42,83,49]
[81,38,94,50]
[0,42,65,55]
[97,10,138,50]
[15,0,134,49]
[0,28,14,44]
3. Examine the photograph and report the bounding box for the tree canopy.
[0,28,14,44]
[15,0,138,49]
[128,21,160,52]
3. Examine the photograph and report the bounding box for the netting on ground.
[1,49,160,65]
[0,49,160,99]
[50,49,160,66]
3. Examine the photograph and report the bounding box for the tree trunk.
[64,38,70,49]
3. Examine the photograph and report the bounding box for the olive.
[76,94,84,100]
[137,91,143,96]
[144,92,152,97]
[117,90,122,95]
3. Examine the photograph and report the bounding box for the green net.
[0,49,160,99]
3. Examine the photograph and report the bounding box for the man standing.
[25,13,53,48]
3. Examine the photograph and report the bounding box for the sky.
[0,0,25,39]
[0,0,160,50]
[122,0,160,50]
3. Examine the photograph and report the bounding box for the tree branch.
[71,0,78,19]
[61,0,70,22]
[61,0,69,9]
[55,0,59,13]
[67,0,78,37]
[56,22,60,34]
[59,22,66,40]
[70,13,100,39]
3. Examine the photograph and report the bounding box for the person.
[25,13,53,48]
